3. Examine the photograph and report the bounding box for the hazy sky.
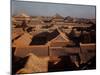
[12,0,96,18]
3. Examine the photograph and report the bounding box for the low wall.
[49,47,80,56]
[14,45,49,57]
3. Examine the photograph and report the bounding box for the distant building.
[13,13,31,21]
[13,13,31,27]
[52,14,64,27]
[64,16,74,23]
